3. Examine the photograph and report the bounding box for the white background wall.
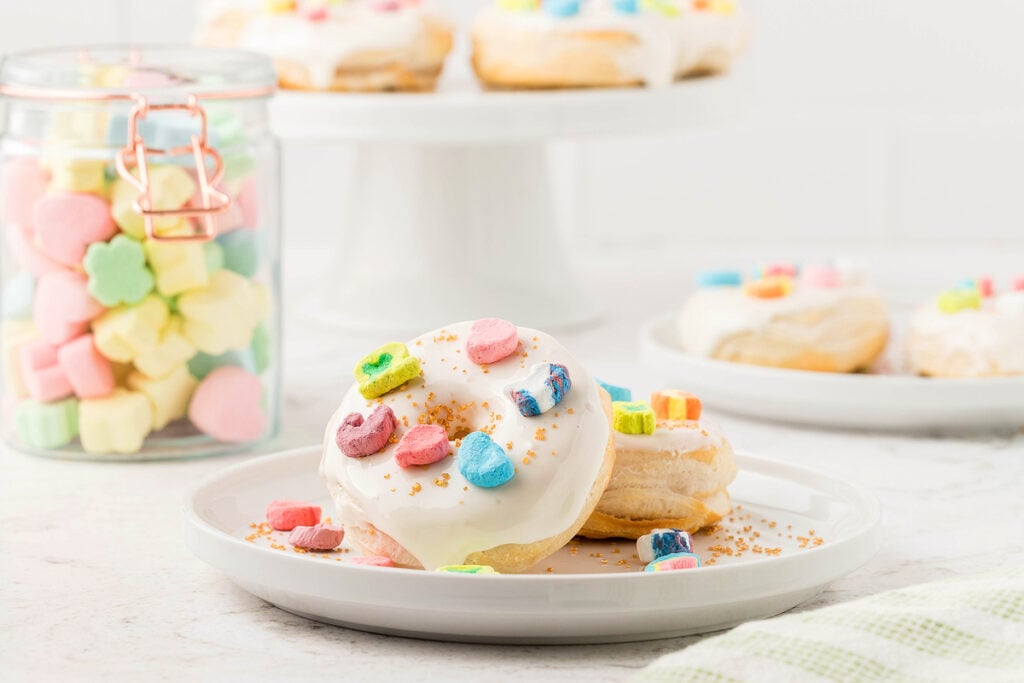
[1,0,1023,254]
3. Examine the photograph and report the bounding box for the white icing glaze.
[199,0,449,89]
[677,284,887,357]
[319,321,610,571]
[908,291,1024,377]
[472,0,747,87]
[614,417,726,454]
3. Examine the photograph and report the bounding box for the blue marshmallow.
[458,432,515,489]
[696,270,743,288]
[612,0,639,12]
[506,362,571,417]
[3,272,35,320]
[217,229,260,278]
[637,528,694,563]
[596,378,632,402]
[544,0,581,17]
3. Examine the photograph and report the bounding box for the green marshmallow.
[203,240,225,274]
[217,230,259,278]
[612,401,656,435]
[84,235,155,307]
[15,398,79,449]
[250,323,271,374]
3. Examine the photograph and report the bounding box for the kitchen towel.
[633,564,1024,682]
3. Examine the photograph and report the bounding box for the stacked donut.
[196,0,748,92]
[320,317,735,573]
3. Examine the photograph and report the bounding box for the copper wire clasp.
[115,94,231,243]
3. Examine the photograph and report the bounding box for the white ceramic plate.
[641,315,1024,431]
[185,446,880,644]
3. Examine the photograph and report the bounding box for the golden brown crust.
[712,304,890,373]
[579,439,737,540]
[471,31,645,90]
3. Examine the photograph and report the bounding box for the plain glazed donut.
[197,0,454,92]
[907,283,1024,378]
[678,266,890,373]
[471,0,749,90]
[320,319,615,573]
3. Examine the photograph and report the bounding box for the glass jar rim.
[0,45,276,101]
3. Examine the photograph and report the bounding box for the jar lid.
[0,46,275,101]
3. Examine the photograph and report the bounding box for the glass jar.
[0,47,280,460]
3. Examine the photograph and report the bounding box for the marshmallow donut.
[678,265,890,373]
[580,392,736,539]
[320,319,615,573]
[471,0,749,90]
[197,0,454,92]
[907,280,1024,378]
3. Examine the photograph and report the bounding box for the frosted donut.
[580,409,736,539]
[471,0,749,90]
[678,267,890,373]
[196,0,454,92]
[907,284,1024,378]
[319,320,615,573]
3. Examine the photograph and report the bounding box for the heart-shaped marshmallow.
[33,192,118,267]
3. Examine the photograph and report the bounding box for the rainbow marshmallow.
[637,529,694,563]
[506,362,571,417]
[650,390,702,421]
[644,552,701,572]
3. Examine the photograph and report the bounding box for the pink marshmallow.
[7,223,64,277]
[764,262,798,278]
[1013,276,1024,292]
[266,499,321,531]
[801,265,841,289]
[34,271,105,345]
[288,523,345,550]
[466,317,519,365]
[1,158,49,228]
[20,339,73,402]
[188,366,267,443]
[57,335,115,399]
[394,424,450,468]
[32,192,118,267]
[236,177,260,230]
[348,555,395,567]
[978,276,994,298]
[335,404,397,458]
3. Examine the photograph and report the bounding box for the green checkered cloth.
[633,565,1024,683]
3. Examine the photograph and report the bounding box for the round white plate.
[269,75,744,143]
[185,446,880,644]
[641,315,1024,431]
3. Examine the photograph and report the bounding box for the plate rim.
[184,445,882,584]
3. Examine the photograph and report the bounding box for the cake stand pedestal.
[270,76,744,333]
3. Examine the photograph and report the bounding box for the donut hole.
[411,385,507,443]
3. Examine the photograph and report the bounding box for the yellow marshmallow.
[49,109,109,148]
[46,158,108,195]
[2,321,38,398]
[79,388,152,454]
[92,295,169,363]
[145,237,209,296]
[127,366,197,431]
[111,165,196,239]
[178,271,268,355]
[132,316,196,379]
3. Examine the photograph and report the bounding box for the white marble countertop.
[3,249,1023,682]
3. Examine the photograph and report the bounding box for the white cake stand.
[270,76,744,333]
